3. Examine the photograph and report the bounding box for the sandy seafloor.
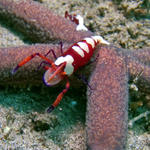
[0,0,150,149]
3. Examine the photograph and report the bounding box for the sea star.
[0,0,150,149]
[86,45,150,150]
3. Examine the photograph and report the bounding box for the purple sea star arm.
[111,47,150,94]
[0,44,70,86]
[0,0,93,43]
[130,47,150,64]
[86,46,128,150]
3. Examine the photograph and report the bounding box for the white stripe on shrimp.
[77,42,89,53]
[72,46,85,57]
[55,55,74,75]
[84,37,95,48]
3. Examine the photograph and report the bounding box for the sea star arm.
[0,0,93,43]
[130,47,150,64]
[0,43,70,86]
[111,47,150,94]
[87,46,128,150]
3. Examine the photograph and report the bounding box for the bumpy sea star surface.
[0,44,70,85]
[86,45,150,150]
[0,0,93,43]
[0,0,150,150]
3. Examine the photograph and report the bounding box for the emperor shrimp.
[12,36,109,112]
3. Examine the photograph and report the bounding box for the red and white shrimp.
[12,36,109,112]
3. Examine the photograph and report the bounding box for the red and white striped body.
[54,36,109,76]
[12,34,109,112]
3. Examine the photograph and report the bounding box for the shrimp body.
[54,36,109,76]
[12,35,109,112]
